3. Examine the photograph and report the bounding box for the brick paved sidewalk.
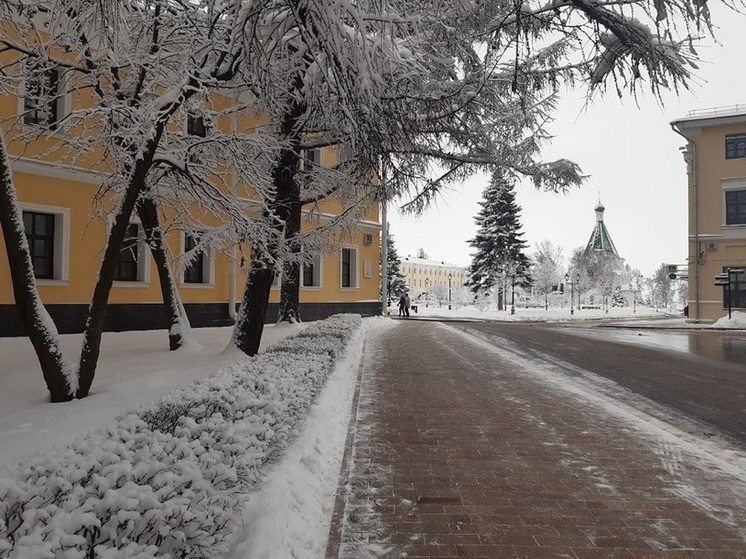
[326,320,746,559]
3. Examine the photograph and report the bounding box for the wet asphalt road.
[447,320,746,450]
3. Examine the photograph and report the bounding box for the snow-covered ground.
[1,305,744,558]
[398,300,746,329]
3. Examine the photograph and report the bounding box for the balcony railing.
[686,104,746,118]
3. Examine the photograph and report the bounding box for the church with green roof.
[584,201,619,257]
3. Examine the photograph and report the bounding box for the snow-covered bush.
[0,314,362,558]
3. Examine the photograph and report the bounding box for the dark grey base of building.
[0,301,382,338]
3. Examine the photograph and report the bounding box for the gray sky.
[388,3,746,278]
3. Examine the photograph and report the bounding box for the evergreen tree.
[467,170,531,310]
[652,263,674,308]
[386,231,407,301]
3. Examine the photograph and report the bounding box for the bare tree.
[532,241,565,309]
[0,0,263,400]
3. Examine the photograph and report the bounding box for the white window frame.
[725,133,746,160]
[301,251,323,289]
[723,179,746,228]
[180,231,214,287]
[111,219,150,286]
[299,148,321,171]
[19,64,71,132]
[340,246,359,289]
[19,202,70,284]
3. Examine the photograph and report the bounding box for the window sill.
[35,279,69,286]
[22,122,69,136]
[113,281,151,288]
[181,282,215,289]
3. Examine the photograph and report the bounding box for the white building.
[399,257,468,305]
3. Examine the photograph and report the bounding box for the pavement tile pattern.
[327,320,746,559]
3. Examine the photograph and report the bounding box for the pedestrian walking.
[398,294,406,317]
[404,293,411,317]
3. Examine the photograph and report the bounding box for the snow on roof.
[671,104,746,126]
[402,256,468,269]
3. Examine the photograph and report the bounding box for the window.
[186,114,207,164]
[299,148,320,171]
[187,114,206,138]
[302,253,322,287]
[341,247,358,288]
[21,206,69,281]
[23,211,55,279]
[725,190,746,225]
[24,68,61,129]
[721,267,746,309]
[725,133,746,159]
[114,223,142,282]
[183,233,206,284]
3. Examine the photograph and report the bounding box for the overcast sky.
[388,3,746,278]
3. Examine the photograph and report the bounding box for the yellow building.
[0,60,381,337]
[671,105,746,322]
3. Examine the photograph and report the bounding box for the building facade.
[399,256,468,306]
[0,56,381,337]
[671,105,746,322]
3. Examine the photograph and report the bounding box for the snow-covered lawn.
[401,301,746,328]
[0,324,302,478]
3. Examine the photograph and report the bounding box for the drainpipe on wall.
[380,161,388,316]
[228,248,237,321]
[671,123,700,322]
[228,106,238,322]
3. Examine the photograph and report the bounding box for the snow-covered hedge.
[0,314,362,559]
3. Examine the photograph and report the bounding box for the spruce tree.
[467,170,531,310]
[386,231,407,302]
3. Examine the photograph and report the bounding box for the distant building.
[671,104,746,322]
[584,201,619,257]
[399,257,468,303]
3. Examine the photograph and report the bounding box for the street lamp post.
[510,275,516,315]
[564,273,574,315]
[425,277,429,307]
[448,272,453,310]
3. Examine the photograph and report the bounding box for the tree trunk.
[232,146,296,352]
[233,256,275,356]
[279,259,301,323]
[0,136,73,402]
[232,68,305,351]
[278,192,302,323]
[136,196,192,350]
[76,136,161,398]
